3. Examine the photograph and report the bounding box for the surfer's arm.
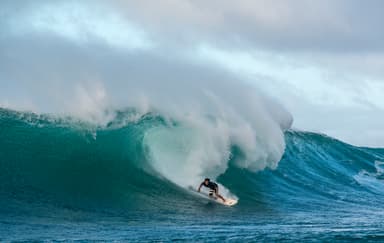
[197,182,203,192]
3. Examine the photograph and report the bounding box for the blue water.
[1,108,384,242]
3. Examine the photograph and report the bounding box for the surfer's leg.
[215,188,226,203]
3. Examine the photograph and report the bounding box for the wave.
[0,108,383,214]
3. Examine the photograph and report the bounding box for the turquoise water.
[1,108,384,242]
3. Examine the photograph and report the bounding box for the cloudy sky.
[1,0,383,147]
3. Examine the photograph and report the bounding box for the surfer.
[198,178,226,203]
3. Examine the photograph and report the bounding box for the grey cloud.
[110,0,384,53]
[3,0,384,53]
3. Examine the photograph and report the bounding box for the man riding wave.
[198,178,226,203]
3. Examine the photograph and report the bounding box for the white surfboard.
[188,186,238,206]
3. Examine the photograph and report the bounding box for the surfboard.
[188,186,238,206]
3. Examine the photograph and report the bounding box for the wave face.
[1,107,383,216]
[2,107,384,241]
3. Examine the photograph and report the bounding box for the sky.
[0,0,383,147]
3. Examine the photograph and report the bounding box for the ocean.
[1,107,384,242]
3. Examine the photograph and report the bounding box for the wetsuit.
[203,181,218,195]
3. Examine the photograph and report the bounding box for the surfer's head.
[204,178,210,185]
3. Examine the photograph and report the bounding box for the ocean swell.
[1,107,382,214]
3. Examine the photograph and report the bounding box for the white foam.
[141,83,291,198]
[354,161,384,194]
[374,160,384,175]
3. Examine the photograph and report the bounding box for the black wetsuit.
[203,181,218,192]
